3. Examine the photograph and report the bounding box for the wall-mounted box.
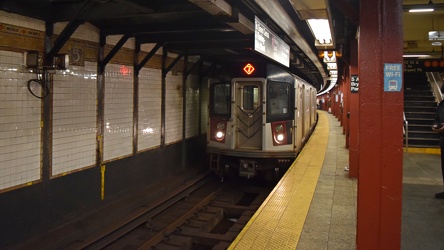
[25,51,39,68]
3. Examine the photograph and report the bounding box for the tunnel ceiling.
[0,0,364,90]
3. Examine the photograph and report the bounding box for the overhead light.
[432,41,442,46]
[323,51,336,63]
[307,19,333,47]
[407,0,435,12]
[403,54,432,58]
[327,62,337,70]
[409,8,434,12]
[317,77,338,96]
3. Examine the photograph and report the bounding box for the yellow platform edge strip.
[229,111,330,250]
[404,147,440,154]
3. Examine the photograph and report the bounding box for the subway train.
[207,61,318,180]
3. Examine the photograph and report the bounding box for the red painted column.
[343,69,350,140]
[349,39,359,178]
[334,88,338,119]
[333,88,339,117]
[338,82,345,127]
[357,0,403,249]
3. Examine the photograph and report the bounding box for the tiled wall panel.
[201,80,209,134]
[107,35,135,49]
[185,74,200,138]
[0,11,45,31]
[54,22,99,42]
[0,51,41,190]
[138,68,161,151]
[52,62,97,176]
[165,73,183,144]
[103,64,134,161]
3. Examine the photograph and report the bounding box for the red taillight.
[210,119,227,142]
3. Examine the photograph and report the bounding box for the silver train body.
[207,62,317,179]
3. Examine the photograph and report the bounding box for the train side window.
[211,83,231,117]
[243,86,259,111]
[267,81,294,121]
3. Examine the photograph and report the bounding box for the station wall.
[0,11,208,247]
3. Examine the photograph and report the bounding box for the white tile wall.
[0,10,207,190]
[0,10,45,31]
[138,67,161,151]
[165,72,183,144]
[185,74,200,138]
[0,51,41,190]
[141,44,162,56]
[52,62,97,176]
[103,64,134,161]
[54,22,100,42]
[107,35,135,49]
[201,80,209,134]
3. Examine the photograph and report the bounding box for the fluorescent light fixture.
[432,41,442,46]
[327,62,337,70]
[317,78,338,96]
[323,51,336,63]
[409,8,434,12]
[307,19,333,46]
[404,1,440,13]
[403,54,432,58]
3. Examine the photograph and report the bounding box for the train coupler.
[239,159,257,179]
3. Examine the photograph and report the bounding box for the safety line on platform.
[229,111,329,249]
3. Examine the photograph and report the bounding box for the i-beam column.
[357,0,403,249]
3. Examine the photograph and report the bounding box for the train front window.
[242,86,259,111]
[211,83,231,116]
[267,81,293,120]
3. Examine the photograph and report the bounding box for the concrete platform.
[230,111,444,249]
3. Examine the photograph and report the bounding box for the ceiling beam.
[189,0,254,34]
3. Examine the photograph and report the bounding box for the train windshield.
[211,82,231,116]
[267,81,293,120]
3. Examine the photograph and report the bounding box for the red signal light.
[120,65,129,76]
[243,63,255,75]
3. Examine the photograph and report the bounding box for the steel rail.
[67,171,213,250]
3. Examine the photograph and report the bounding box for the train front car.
[208,62,313,181]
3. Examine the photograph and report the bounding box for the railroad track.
[66,172,271,250]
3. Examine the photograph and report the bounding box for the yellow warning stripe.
[229,111,329,250]
[404,147,440,155]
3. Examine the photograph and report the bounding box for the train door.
[312,88,317,124]
[295,81,303,150]
[309,87,314,127]
[233,80,263,149]
[304,86,310,136]
[300,84,306,140]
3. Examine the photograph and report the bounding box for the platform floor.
[229,110,444,250]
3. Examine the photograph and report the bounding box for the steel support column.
[357,0,403,249]
[42,22,53,181]
[349,39,359,178]
[343,66,350,148]
[133,41,140,154]
[96,34,105,165]
[161,48,167,147]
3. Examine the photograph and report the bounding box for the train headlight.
[271,122,290,146]
[216,131,225,140]
[210,119,227,143]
